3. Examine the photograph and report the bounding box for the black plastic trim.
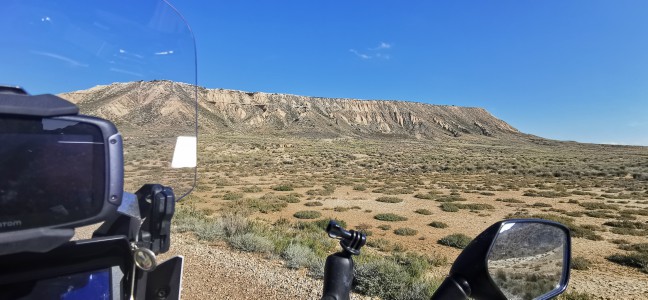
[0,94,78,116]
[0,236,131,299]
[0,228,74,256]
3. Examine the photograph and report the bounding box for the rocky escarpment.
[61,80,520,139]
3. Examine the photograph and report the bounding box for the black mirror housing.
[433,219,571,300]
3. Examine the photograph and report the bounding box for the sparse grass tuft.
[414,208,433,215]
[374,213,408,222]
[606,253,648,273]
[394,227,418,236]
[282,243,317,269]
[428,221,448,229]
[557,291,598,300]
[523,189,570,198]
[579,202,619,210]
[272,184,295,191]
[496,198,524,203]
[241,185,262,193]
[440,203,459,212]
[366,238,403,252]
[223,191,244,200]
[375,196,404,203]
[293,210,322,219]
[377,224,392,230]
[353,184,367,191]
[571,257,592,270]
[438,233,472,249]
[228,233,274,253]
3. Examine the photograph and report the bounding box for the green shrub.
[428,221,448,229]
[496,198,524,203]
[394,227,418,236]
[610,239,630,245]
[306,184,336,196]
[239,197,288,214]
[377,224,392,230]
[579,202,619,210]
[438,233,472,249]
[353,184,367,191]
[304,201,323,206]
[375,196,404,203]
[434,195,466,202]
[279,193,301,203]
[222,191,244,200]
[272,184,294,191]
[557,291,597,300]
[334,206,349,212]
[523,189,570,198]
[564,211,584,217]
[532,202,552,207]
[583,210,614,218]
[619,243,648,253]
[294,210,322,219]
[366,238,403,252]
[440,203,459,212]
[282,243,317,269]
[604,221,648,230]
[374,213,408,222]
[606,253,648,273]
[307,257,326,279]
[354,258,434,299]
[457,203,495,210]
[220,214,250,237]
[241,185,262,193]
[228,233,274,253]
[610,227,648,236]
[414,193,434,199]
[194,221,225,241]
[173,206,210,234]
[414,208,433,215]
[571,257,592,270]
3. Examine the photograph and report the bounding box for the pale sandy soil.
[74,182,648,299]
[190,183,648,300]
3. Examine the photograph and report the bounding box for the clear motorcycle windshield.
[0,0,197,199]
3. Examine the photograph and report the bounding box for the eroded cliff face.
[61,80,519,139]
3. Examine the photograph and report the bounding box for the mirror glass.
[487,221,567,300]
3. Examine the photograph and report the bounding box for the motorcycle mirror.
[487,221,570,300]
[432,219,571,300]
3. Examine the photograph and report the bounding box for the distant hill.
[61,80,523,140]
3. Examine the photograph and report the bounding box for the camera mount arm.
[93,184,175,255]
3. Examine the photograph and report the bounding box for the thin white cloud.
[349,49,371,60]
[30,50,88,67]
[350,42,393,60]
[155,50,175,55]
[370,42,391,50]
[41,16,51,22]
[117,48,143,59]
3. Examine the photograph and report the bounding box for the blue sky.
[1,1,647,146]
[172,0,648,146]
